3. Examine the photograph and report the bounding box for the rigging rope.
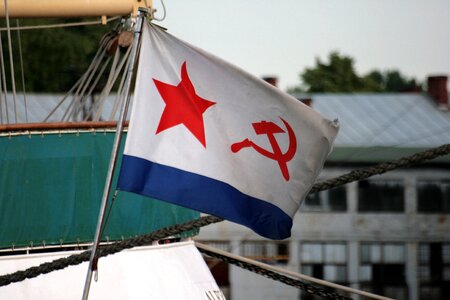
[196,242,392,300]
[0,31,9,123]
[15,20,28,123]
[109,55,130,120]
[199,250,349,299]
[43,74,84,122]
[0,144,449,295]
[3,0,18,123]
[69,50,108,121]
[61,47,107,121]
[0,215,222,287]
[85,46,121,121]
[79,55,112,121]
[309,143,450,194]
[0,79,2,124]
[93,44,133,121]
[45,36,111,122]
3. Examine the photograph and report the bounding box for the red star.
[153,61,216,148]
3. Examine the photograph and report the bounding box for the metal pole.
[81,8,147,300]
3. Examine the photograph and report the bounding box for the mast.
[78,5,148,300]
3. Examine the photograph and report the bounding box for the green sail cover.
[0,131,199,249]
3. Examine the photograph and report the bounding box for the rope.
[0,79,2,124]
[3,0,18,123]
[93,44,133,121]
[109,57,129,120]
[45,32,119,122]
[61,47,107,121]
[196,242,392,300]
[71,51,107,121]
[0,17,121,32]
[80,55,112,121]
[85,47,121,121]
[0,144,449,292]
[202,251,350,299]
[16,20,28,123]
[0,215,222,287]
[0,31,9,123]
[309,143,450,194]
[43,74,84,122]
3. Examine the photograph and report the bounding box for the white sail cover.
[0,241,224,299]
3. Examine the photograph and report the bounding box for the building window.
[417,180,450,213]
[359,243,407,300]
[201,241,231,252]
[300,242,347,283]
[301,186,347,212]
[241,241,289,264]
[358,179,404,212]
[418,243,450,300]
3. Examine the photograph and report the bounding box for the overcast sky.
[152,0,450,91]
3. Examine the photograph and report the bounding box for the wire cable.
[150,0,167,21]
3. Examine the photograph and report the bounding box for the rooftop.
[294,92,450,163]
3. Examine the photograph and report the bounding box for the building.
[197,76,450,300]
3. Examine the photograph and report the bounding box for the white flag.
[118,22,338,239]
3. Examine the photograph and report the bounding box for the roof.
[294,92,450,163]
[0,93,121,124]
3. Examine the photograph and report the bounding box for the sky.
[151,0,450,91]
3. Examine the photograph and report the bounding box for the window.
[241,241,289,264]
[359,243,407,300]
[358,180,404,212]
[417,180,450,213]
[418,243,450,300]
[301,186,347,212]
[202,241,231,252]
[300,242,347,283]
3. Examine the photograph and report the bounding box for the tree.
[290,52,421,93]
[300,52,372,93]
[0,18,115,92]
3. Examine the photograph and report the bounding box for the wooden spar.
[0,0,152,18]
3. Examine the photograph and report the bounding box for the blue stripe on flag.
[117,155,292,239]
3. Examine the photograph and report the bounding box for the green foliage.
[302,52,367,92]
[294,51,421,93]
[0,18,115,92]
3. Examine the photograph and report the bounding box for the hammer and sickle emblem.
[231,117,297,181]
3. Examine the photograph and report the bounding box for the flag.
[117,22,338,239]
